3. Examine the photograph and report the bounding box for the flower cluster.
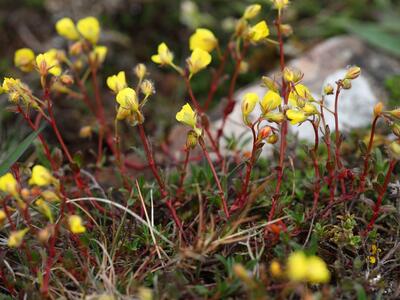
[106,64,154,125]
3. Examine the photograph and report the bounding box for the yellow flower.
[243,4,262,19]
[151,43,174,66]
[287,251,308,281]
[176,103,201,136]
[14,48,35,72]
[89,46,107,64]
[287,251,330,284]
[306,256,330,284]
[2,77,21,93]
[68,215,86,234]
[272,0,290,10]
[189,28,218,53]
[241,92,259,124]
[248,21,269,42]
[0,173,18,196]
[28,165,55,186]
[286,109,307,125]
[107,71,127,93]
[55,17,80,40]
[260,90,282,114]
[35,198,54,223]
[8,228,29,247]
[116,87,139,112]
[36,50,62,76]
[288,84,313,106]
[369,256,376,264]
[302,103,318,115]
[187,48,212,76]
[77,16,100,44]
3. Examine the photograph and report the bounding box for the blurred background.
[1,0,399,161]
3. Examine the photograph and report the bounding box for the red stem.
[365,159,397,234]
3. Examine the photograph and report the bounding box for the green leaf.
[0,124,46,176]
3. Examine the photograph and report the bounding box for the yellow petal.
[248,21,269,42]
[14,48,35,72]
[28,165,55,186]
[260,90,282,113]
[286,109,307,125]
[68,215,86,234]
[287,251,308,281]
[55,18,79,40]
[189,28,218,52]
[243,4,262,19]
[107,71,126,93]
[8,228,29,247]
[306,256,330,283]
[77,16,100,44]
[176,103,197,128]
[116,88,138,112]
[241,92,259,118]
[188,48,212,75]
[152,43,174,65]
[0,173,18,196]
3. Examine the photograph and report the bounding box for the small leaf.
[0,124,46,176]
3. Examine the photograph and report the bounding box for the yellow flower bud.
[189,28,218,53]
[0,210,6,224]
[134,63,147,80]
[36,50,62,76]
[35,198,54,223]
[272,0,290,10]
[41,190,61,203]
[392,123,400,138]
[258,126,272,140]
[187,48,212,76]
[324,84,334,95]
[280,24,293,37]
[260,90,282,113]
[151,42,174,66]
[388,108,400,119]
[373,102,384,117]
[107,71,127,93]
[261,76,279,92]
[77,16,100,44]
[55,17,80,40]
[243,4,262,20]
[302,103,318,115]
[140,80,155,96]
[270,260,282,277]
[89,46,107,64]
[389,141,400,159]
[14,48,35,72]
[8,228,29,248]
[37,226,54,243]
[69,41,84,56]
[28,165,56,187]
[267,133,279,144]
[186,130,199,149]
[241,92,259,124]
[342,79,352,89]
[265,112,285,123]
[68,215,86,234]
[247,21,269,42]
[20,188,30,200]
[0,173,18,196]
[345,66,361,80]
[286,109,307,125]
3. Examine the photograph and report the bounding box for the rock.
[212,35,400,154]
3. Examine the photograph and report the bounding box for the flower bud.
[265,112,285,123]
[392,123,400,138]
[388,109,400,119]
[134,63,147,80]
[186,130,199,149]
[79,126,92,138]
[283,67,302,83]
[258,126,272,140]
[389,141,400,159]
[261,76,279,92]
[20,188,30,200]
[60,74,74,85]
[280,24,293,37]
[235,19,248,37]
[270,260,282,277]
[69,41,83,56]
[345,66,361,80]
[140,80,155,96]
[239,61,249,74]
[37,225,54,243]
[373,102,384,117]
[243,4,261,20]
[323,84,334,95]
[267,133,279,144]
[342,79,352,89]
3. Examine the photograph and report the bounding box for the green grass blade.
[0,124,46,176]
